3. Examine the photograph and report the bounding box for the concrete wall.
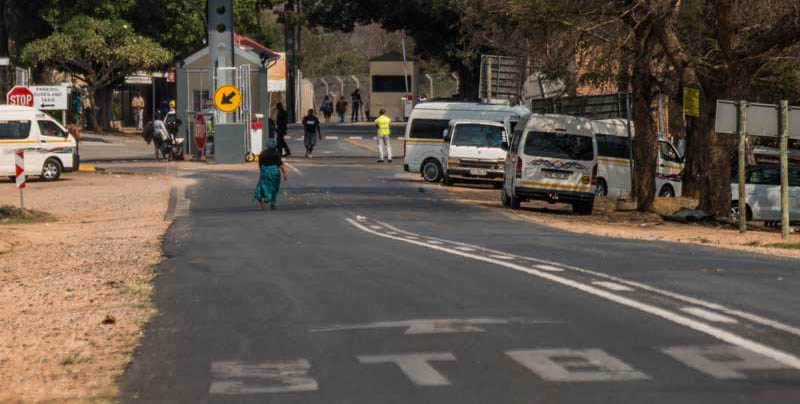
[369,60,417,121]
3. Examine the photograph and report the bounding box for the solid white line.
[681,307,739,324]
[489,254,515,260]
[326,136,338,140]
[454,247,476,252]
[427,240,444,245]
[592,281,634,292]
[534,264,565,272]
[374,220,800,338]
[347,218,800,371]
[349,136,363,139]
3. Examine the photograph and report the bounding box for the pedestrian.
[335,96,348,123]
[374,108,393,163]
[302,109,322,158]
[320,95,334,123]
[152,110,169,161]
[276,102,291,157]
[131,93,145,131]
[254,138,288,211]
[351,88,362,122]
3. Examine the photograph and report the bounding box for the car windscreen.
[0,120,32,139]
[452,124,505,148]
[523,131,594,161]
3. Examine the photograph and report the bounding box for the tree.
[298,0,480,97]
[22,16,171,131]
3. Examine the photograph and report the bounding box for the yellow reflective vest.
[375,115,392,136]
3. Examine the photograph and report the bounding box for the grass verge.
[764,242,800,250]
[0,205,56,225]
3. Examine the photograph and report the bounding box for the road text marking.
[209,360,318,394]
[507,349,650,382]
[311,317,560,335]
[663,345,791,379]
[358,352,456,386]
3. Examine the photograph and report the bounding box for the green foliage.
[22,15,171,87]
[298,28,367,77]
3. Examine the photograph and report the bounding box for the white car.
[0,105,78,181]
[442,119,508,187]
[731,165,800,222]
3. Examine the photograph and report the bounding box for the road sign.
[683,87,700,117]
[30,85,68,110]
[715,100,800,139]
[214,85,242,113]
[15,150,25,189]
[7,86,34,107]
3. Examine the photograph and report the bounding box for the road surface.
[118,126,800,403]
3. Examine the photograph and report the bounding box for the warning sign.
[214,85,242,113]
[683,87,700,117]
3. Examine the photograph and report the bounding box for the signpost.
[15,150,25,208]
[716,100,800,239]
[7,86,34,107]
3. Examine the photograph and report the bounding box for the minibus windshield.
[452,124,505,148]
[524,131,594,161]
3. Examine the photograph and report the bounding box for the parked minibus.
[442,119,508,187]
[501,114,597,214]
[403,102,525,182]
[592,119,683,198]
[0,106,78,182]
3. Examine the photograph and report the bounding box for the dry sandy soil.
[0,172,175,402]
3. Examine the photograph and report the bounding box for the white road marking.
[489,254,515,260]
[285,162,303,175]
[209,360,318,394]
[386,231,398,235]
[347,218,800,372]
[405,236,419,240]
[326,136,339,140]
[374,220,800,339]
[349,136,363,139]
[507,349,650,382]
[427,240,443,245]
[370,225,383,230]
[592,281,634,292]
[311,317,560,335]
[454,246,476,252]
[357,352,456,386]
[534,264,564,272]
[662,345,791,379]
[681,307,739,324]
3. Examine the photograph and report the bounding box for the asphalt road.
[119,127,800,403]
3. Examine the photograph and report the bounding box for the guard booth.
[175,36,280,160]
[369,52,418,122]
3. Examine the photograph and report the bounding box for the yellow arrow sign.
[214,85,242,113]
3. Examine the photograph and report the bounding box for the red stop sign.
[7,86,34,107]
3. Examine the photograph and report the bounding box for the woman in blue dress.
[254,138,288,210]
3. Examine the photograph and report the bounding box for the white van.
[730,165,800,222]
[501,114,597,214]
[0,106,78,181]
[404,102,524,182]
[442,119,507,187]
[592,119,684,197]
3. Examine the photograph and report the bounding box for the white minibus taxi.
[442,119,508,187]
[592,119,683,198]
[403,102,524,182]
[501,114,597,215]
[0,106,78,181]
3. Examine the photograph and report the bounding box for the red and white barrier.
[15,150,25,189]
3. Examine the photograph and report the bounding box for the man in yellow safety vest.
[374,109,392,163]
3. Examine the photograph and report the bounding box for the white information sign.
[30,85,68,110]
[715,100,800,139]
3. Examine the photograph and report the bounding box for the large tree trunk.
[630,55,658,212]
[696,88,736,217]
[456,59,481,99]
[86,87,100,133]
[96,87,113,132]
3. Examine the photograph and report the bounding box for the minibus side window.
[409,119,450,139]
[596,134,630,159]
[38,120,67,138]
[0,120,32,139]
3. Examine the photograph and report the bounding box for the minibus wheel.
[596,179,608,197]
[730,201,752,222]
[658,184,675,198]
[421,159,443,182]
[41,158,62,181]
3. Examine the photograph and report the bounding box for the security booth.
[175,34,280,161]
[369,51,418,122]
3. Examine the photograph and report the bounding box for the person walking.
[320,95,334,123]
[335,96,348,123]
[374,108,393,163]
[131,93,145,131]
[302,109,322,158]
[276,103,291,157]
[254,138,288,211]
[351,88,362,122]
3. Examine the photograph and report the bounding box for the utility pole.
[285,0,299,123]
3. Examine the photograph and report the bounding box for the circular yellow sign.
[214,85,242,113]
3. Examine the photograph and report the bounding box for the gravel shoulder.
[0,172,178,402]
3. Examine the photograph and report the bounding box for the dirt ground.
[0,172,176,402]
[429,181,800,259]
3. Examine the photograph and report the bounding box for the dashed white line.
[592,281,634,292]
[347,218,800,372]
[454,246,476,252]
[349,136,363,139]
[681,307,739,324]
[534,264,564,272]
[489,254,515,260]
[427,240,443,245]
[370,226,382,230]
[326,136,339,140]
